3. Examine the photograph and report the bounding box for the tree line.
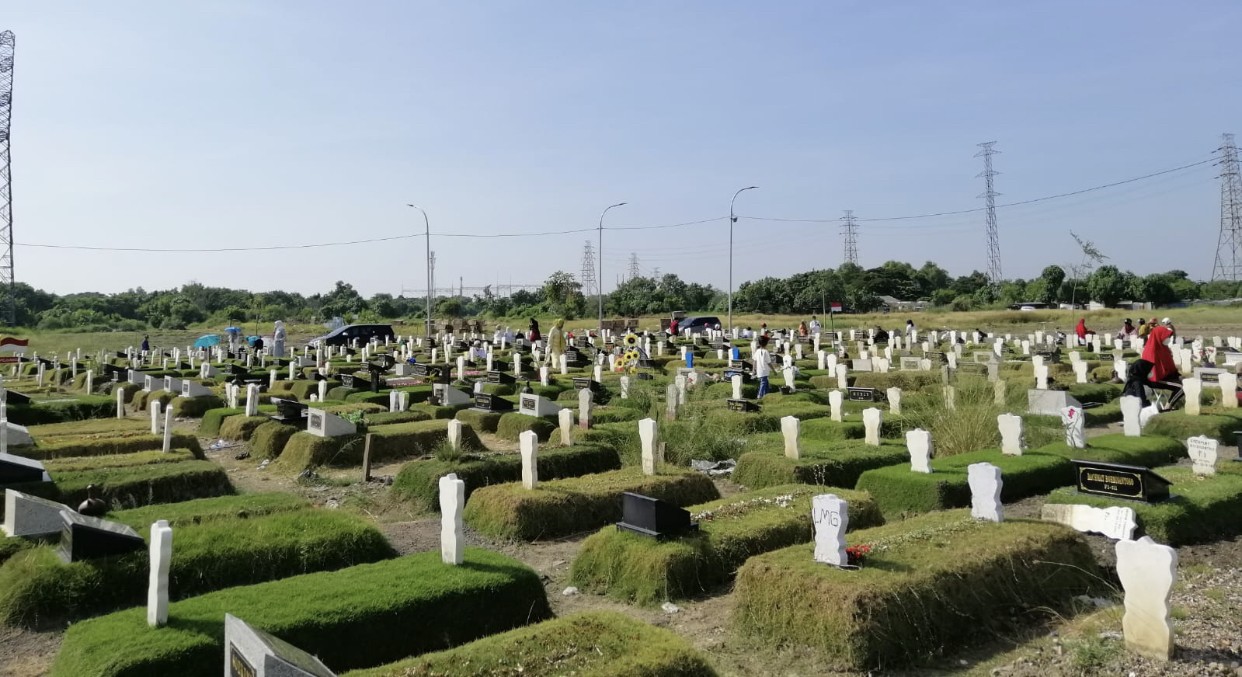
[6,262,1239,331]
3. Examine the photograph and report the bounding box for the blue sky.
[6,1,1239,297]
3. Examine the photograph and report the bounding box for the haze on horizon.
[5,1,1239,298]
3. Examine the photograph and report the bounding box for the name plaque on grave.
[473,393,514,412]
[616,492,698,540]
[487,370,515,385]
[572,377,599,391]
[411,363,429,377]
[1071,460,1172,503]
[307,411,323,430]
[727,399,760,412]
[57,512,145,563]
[230,646,257,677]
[847,387,882,402]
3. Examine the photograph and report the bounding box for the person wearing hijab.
[1118,318,1136,339]
[272,320,287,358]
[527,318,541,346]
[1124,320,1182,409]
[1137,318,1149,338]
[547,318,566,366]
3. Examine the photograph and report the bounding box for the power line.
[976,141,1003,285]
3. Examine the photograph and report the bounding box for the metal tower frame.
[840,210,859,265]
[1212,133,1242,282]
[976,141,1002,285]
[0,31,14,325]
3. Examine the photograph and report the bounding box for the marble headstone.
[1116,536,1177,661]
[811,494,848,567]
[440,473,465,565]
[1186,435,1218,476]
[967,462,1003,522]
[906,429,932,473]
[997,413,1023,455]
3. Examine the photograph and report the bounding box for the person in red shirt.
[1124,321,1183,409]
[1074,318,1094,346]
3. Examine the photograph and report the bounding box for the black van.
[308,324,396,347]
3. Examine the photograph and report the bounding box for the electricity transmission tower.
[627,252,640,281]
[840,210,859,265]
[0,31,14,326]
[1212,133,1242,282]
[580,241,597,298]
[976,141,1003,286]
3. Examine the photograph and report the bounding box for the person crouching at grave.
[1123,320,1183,410]
[1117,318,1136,340]
[547,319,566,365]
[1074,318,1094,346]
[753,335,774,398]
[1137,318,1150,338]
[873,326,890,344]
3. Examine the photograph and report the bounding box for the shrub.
[734,443,910,491]
[218,415,271,442]
[1045,465,1242,545]
[408,403,463,419]
[391,445,623,511]
[250,421,300,459]
[0,510,394,629]
[854,449,1072,519]
[129,390,176,413]
[52,548,551,677]
[733,511,1105,671]
[495,412,557,442]
[344,612,718,677]
[363,410,432,426]
[897,379,1005,457]
[454,408,503,433]
[463,468,720,540]
[1067,382,1122,404]
[19,432,204,461]
[21,418,147,440]
[570,485,883,604]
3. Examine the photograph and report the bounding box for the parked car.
[308,324,396,347]
[676,316,723,335]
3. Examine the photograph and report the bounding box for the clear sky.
[6,1,1240,298]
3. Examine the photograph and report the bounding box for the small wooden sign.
[1071,460,1172,503]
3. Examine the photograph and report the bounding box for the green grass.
[732,510,1105,671]
[52,548,551,677]
[6,395,117,426]
[853,449,1072,519]
[1045,465,1242,545]
[495,412,558,442]
[1144,411,1242,444]
[1034,433,1187,467]
[453,408,504,433]
[274,419,483,471]
[463,467,720,540]
[105,492,310,528]
[10,456,235,510]
[391,444,622,511]
[0,509,394,628]
[23,418,148,439]
[218,414,271,441]
[570,484,883,605]
[168,394,225,418]
[733,441,910,491]
[17,430,204,460]
[343,612,718,677]
[249,420,300,459]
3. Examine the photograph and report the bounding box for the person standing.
[547,318,566,366]
[140,335,150,353]
[754,335,774,398]
[808,316,821,334]
[905,319,916,341]
[272,321,287,358]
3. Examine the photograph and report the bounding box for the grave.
[224,614,336,677]
[616,492,698,540]
[811,494,848,567]
[431,383,472,407]
[967,463,1003,522]
[518,393,562,418]
[1116,537,1177,661]
[473,393,514,412]
[1071,460,1172,502]
[1186,435,1218,476]
[1028,389,1082,416]
[181,381,214,398]
[306,408,357,438]
[1040,503,1137,540]
[847,387,882,403]
[2,489,69,537]
[56,511,145,563]
[0,452,50,485]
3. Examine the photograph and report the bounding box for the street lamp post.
[728,186,758,335]
[597,202,627,340]
[406,204,432,339]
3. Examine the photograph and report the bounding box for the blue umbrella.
[194,334,221,349]
[223,326,242,335]
[246,335,262,347]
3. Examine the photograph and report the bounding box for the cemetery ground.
[3,312,1242,676]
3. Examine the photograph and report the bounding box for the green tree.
[1038,265,1065,304]
[542,271,584,319]
[1087,265,1127,307]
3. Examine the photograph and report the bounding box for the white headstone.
[1187,435,1218,476]
[828,389,843,422]
[665,383,679,420]
[1120,395,1142,437]
[147,520,172,628]
[886,387,902,415]
[781,415,800,459]
[1183,377,1202,416]
[1041,503,1137,540]
[639,418,660,475]
[619,375,630,399]
[578,388,593,429]
[161,407,173,453]
[439,473,465,565]
[943,385,956,410]
[1220,372,1239,409]
[968,463,1003,522]
[245,384,259,417]
[835,364,848,389]
[306,408,357,438]
[116,387,126,419]
[1061,406,1085,448]
[1116,536,1177,661]
[998,413,1023,455]
[318,379,328,403]
[812,494,848,567]
[906,429,932,473]
[1034,364,1049,390]
[558,408,574,446]
[1073,361,1089,384]
[150,400,162,435]
[862,407,882,446]
[446,419,463,451]
[519,430,539,489]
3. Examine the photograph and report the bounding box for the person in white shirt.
[808,316,821,334]
[753,335,774,398]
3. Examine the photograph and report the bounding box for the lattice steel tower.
[0,31,14,325]
[580,241,597,298]
[627,252,640,281]
[840,210,859,265]
[1212,133,1242,282]
[976,141,1002,285]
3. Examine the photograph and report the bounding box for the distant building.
[878,295,927,312]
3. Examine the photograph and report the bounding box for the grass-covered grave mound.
[8,450,235,509]
[733,440,910,491]
[391,444,621,511]
[0,508,394,628]
[463,467,720,540]
[732,510,1105,671]
[52,548,551,677]
[343,611,718,677]
[1045,464,1242,545]
[6,395,116,426]
[570,484,883,605]
[275,419,483,471]
[15,429,204,460]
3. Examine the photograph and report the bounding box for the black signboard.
[847,387,882,402]
[270,398,309,428]
[573,377,599,392]
[412,363,429,377]
[487,370,515,385]
[56,512,145,563]
[473,393,514,412]
[5,390,31,406]
[1071,460,1172,503]
[616,492,698,540]
[102,364,126,381]
[727,399,760,412]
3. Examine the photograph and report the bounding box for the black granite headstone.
[616,492,698,540]
[0,452,49,485]
[56,512,145,563]
[473,393,514,412]
[847,387,883,403]
[1071,460,1172,503]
